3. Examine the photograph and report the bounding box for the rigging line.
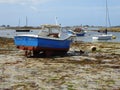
[106,0,108,28]
[106,0,111,28]
[107,5,111,27]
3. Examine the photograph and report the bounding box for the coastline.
[99,27,120,32]
[1,26,120,32]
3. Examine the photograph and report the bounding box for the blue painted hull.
[14,36,72,51]
[76,32,85,36]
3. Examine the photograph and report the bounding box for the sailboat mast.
[26,16,28,27]
[105,0,111,28]
[18,18,20,27]
[106,0,108,28]
[55,17,58,25]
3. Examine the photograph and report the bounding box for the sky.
[0,0,120,27]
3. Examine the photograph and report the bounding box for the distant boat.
[68,27,85,36]
[76,31,85,36]
[92,28,114,40]
[16,29,30,32]
[92,34,112,40]
[74,27,86,36]
[14,24,75,57]
[92,0,115,40]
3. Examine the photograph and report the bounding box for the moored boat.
[14,24,75,57]
[92,34,113,40]
[92,0,116,41]
[73,27,86,36]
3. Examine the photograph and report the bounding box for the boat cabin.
[39,24,61,38]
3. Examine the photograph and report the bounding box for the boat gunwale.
[15,34,73,41]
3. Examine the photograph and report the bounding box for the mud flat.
[100,27,120,32]
[0,38,120,90]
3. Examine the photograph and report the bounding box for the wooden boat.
[14,24,75,57]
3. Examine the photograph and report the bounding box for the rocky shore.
[0,38,120,90]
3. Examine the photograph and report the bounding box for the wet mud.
[0,38,120,90]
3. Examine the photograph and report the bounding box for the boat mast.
[106,0,108,28]
[18,18,20,27]
[105,0,111,29]
[26,16,28,27]
[55,17,58,25]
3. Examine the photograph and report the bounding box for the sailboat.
[15,16,31,33]
[92,34,113,40]
[92,0,113,40]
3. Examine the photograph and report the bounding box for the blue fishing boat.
[14,24,75,57]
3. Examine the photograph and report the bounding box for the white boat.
[92,0,116,41]
[92,34,112,40]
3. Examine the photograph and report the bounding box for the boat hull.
[14,35,72,55]
[92,34,112,40]
[76,32,85,36]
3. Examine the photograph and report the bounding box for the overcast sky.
[0,0,120,26]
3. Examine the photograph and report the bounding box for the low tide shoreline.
[0,37,120,89]
[100,27,120,32]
